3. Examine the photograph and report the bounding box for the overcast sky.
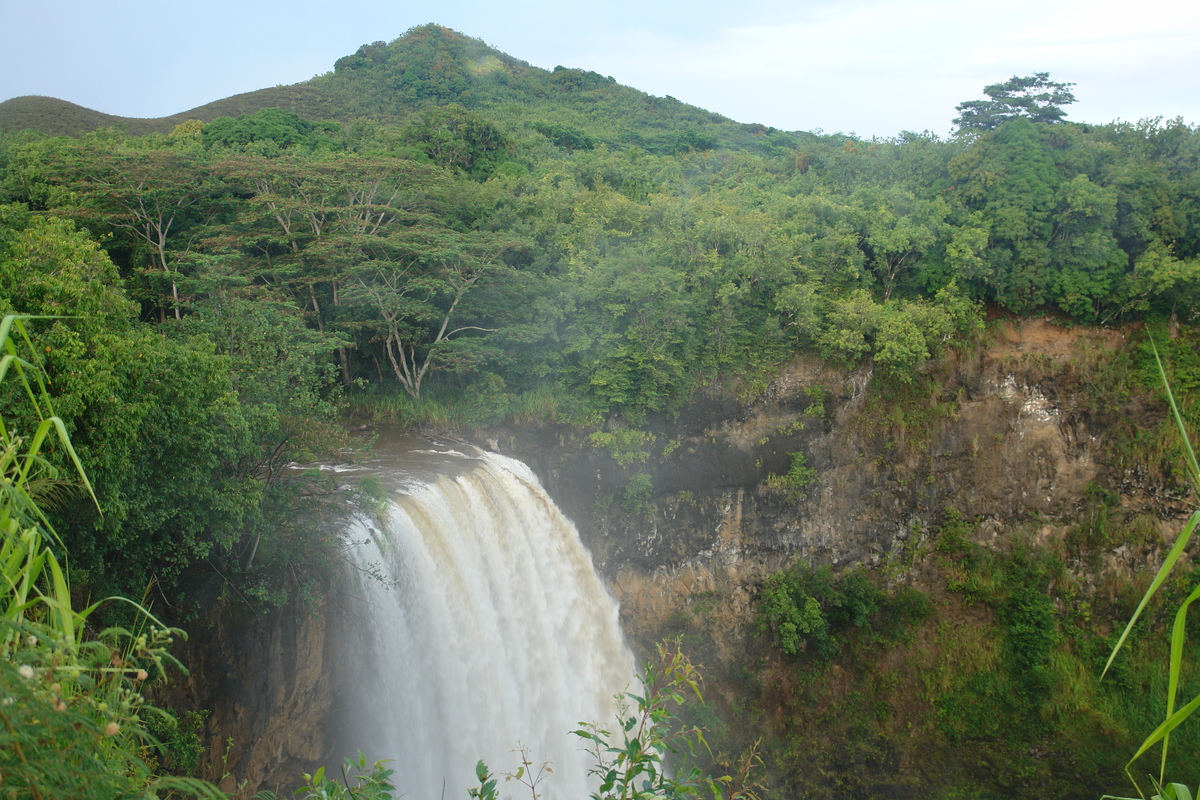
[2,0,1197,139]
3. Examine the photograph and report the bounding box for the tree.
[0,208,266,597]
[1047,173,1126,320]
[39,139,225,320]
[953,73,1077,133]
[404,104,512,179]
[949,117,1060,311]
[344,227,518,399]
[214,153,443,384]
[852,187,949,299]
[202,108,339,152]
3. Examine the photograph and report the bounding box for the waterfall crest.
[338,446,635,800]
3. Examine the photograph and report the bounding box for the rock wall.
[492,320,1173,647]
[180,319,1183,794]
[163,591,348,794]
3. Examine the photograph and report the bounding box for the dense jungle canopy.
[2,24,1200,798]
[1,23,1197,604]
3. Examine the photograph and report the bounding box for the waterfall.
[336,443,636,800]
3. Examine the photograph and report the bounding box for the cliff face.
[490,318,1192,797]
[164,593,348,794]
[498,321,1162,632]
[184,319,1187,796]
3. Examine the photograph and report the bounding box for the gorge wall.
[490,317,1190,797]
[500,319,1173,640]
[180,318,1190,797]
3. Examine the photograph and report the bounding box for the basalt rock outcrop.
[163,589,348,794]
[184,319,1185,794]
[493,320,1175,640]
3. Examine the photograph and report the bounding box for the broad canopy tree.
[36,139,226,320]
[954,73,1077,133]
[215,153,442,384]
[344,226,520,399]
[213,152,520,398]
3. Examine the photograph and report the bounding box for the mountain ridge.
[0,83,337,137]
[0,24,799,155]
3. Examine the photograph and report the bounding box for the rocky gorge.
[173,318,1193,798]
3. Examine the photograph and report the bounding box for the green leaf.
[1103,510,1199,680]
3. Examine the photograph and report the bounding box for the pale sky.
[2,0,1197,138]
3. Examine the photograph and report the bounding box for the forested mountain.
[1,22,1199,799]
[2,15,1197,642]
[0,24,794,155]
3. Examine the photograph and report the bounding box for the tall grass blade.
[1102,511,1198,679]
[1163,579,1200,779]
[20,417,99,518]
[44,549,76,646]
[1149,336,1200,489]
[1126,692,1200,774]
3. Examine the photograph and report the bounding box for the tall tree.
[215,153,442,383]
[954,73,1077,133]
[851,187,949,300]
[950,117,1061,311]
[343,227,519,398]
[40,140,225,320]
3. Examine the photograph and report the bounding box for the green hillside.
[0,24,797,156]
[0,84,336,137]
[1,21,1199,799]
[309,24,798,154]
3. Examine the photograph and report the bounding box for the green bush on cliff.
[756,565,922,663]
[763,451,817,503]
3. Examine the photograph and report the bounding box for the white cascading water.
[336,442,636,800]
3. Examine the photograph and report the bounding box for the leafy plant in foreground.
[573,640,759,800]
[290,752,397,800]
[0,315,221,799]
[458,641,758,800]
[1103,335,1200,799]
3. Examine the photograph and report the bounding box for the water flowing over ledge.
[337,445,636,799]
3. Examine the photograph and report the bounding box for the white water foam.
[339,450,635,799]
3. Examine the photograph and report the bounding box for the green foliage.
[202,108,340,152]
[0,194,353,606]
[571,640,758,800]
[622,472,655,516]
[757,574,828,657]
[799,283,981,378]
[291,752,397,800]
[313,25,788,157]
[589,427,655,468]
[1104,337,1200,796]
[530,121,597,151]
[468,759,499,800]
[4,41,1200,800]
[405,104,513,179]
[954,73,1077,132]
[53,329,269,595]
[6,71,1196,434]
[756,565,917,662]
[998,552,1061,704]
[763,451,817,501]
[0,314,221,800]
[144,707,208,776]
[933,515,1062,708]
[0,650,222,800]
[353,474,389,521]
[1,315,99,648]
